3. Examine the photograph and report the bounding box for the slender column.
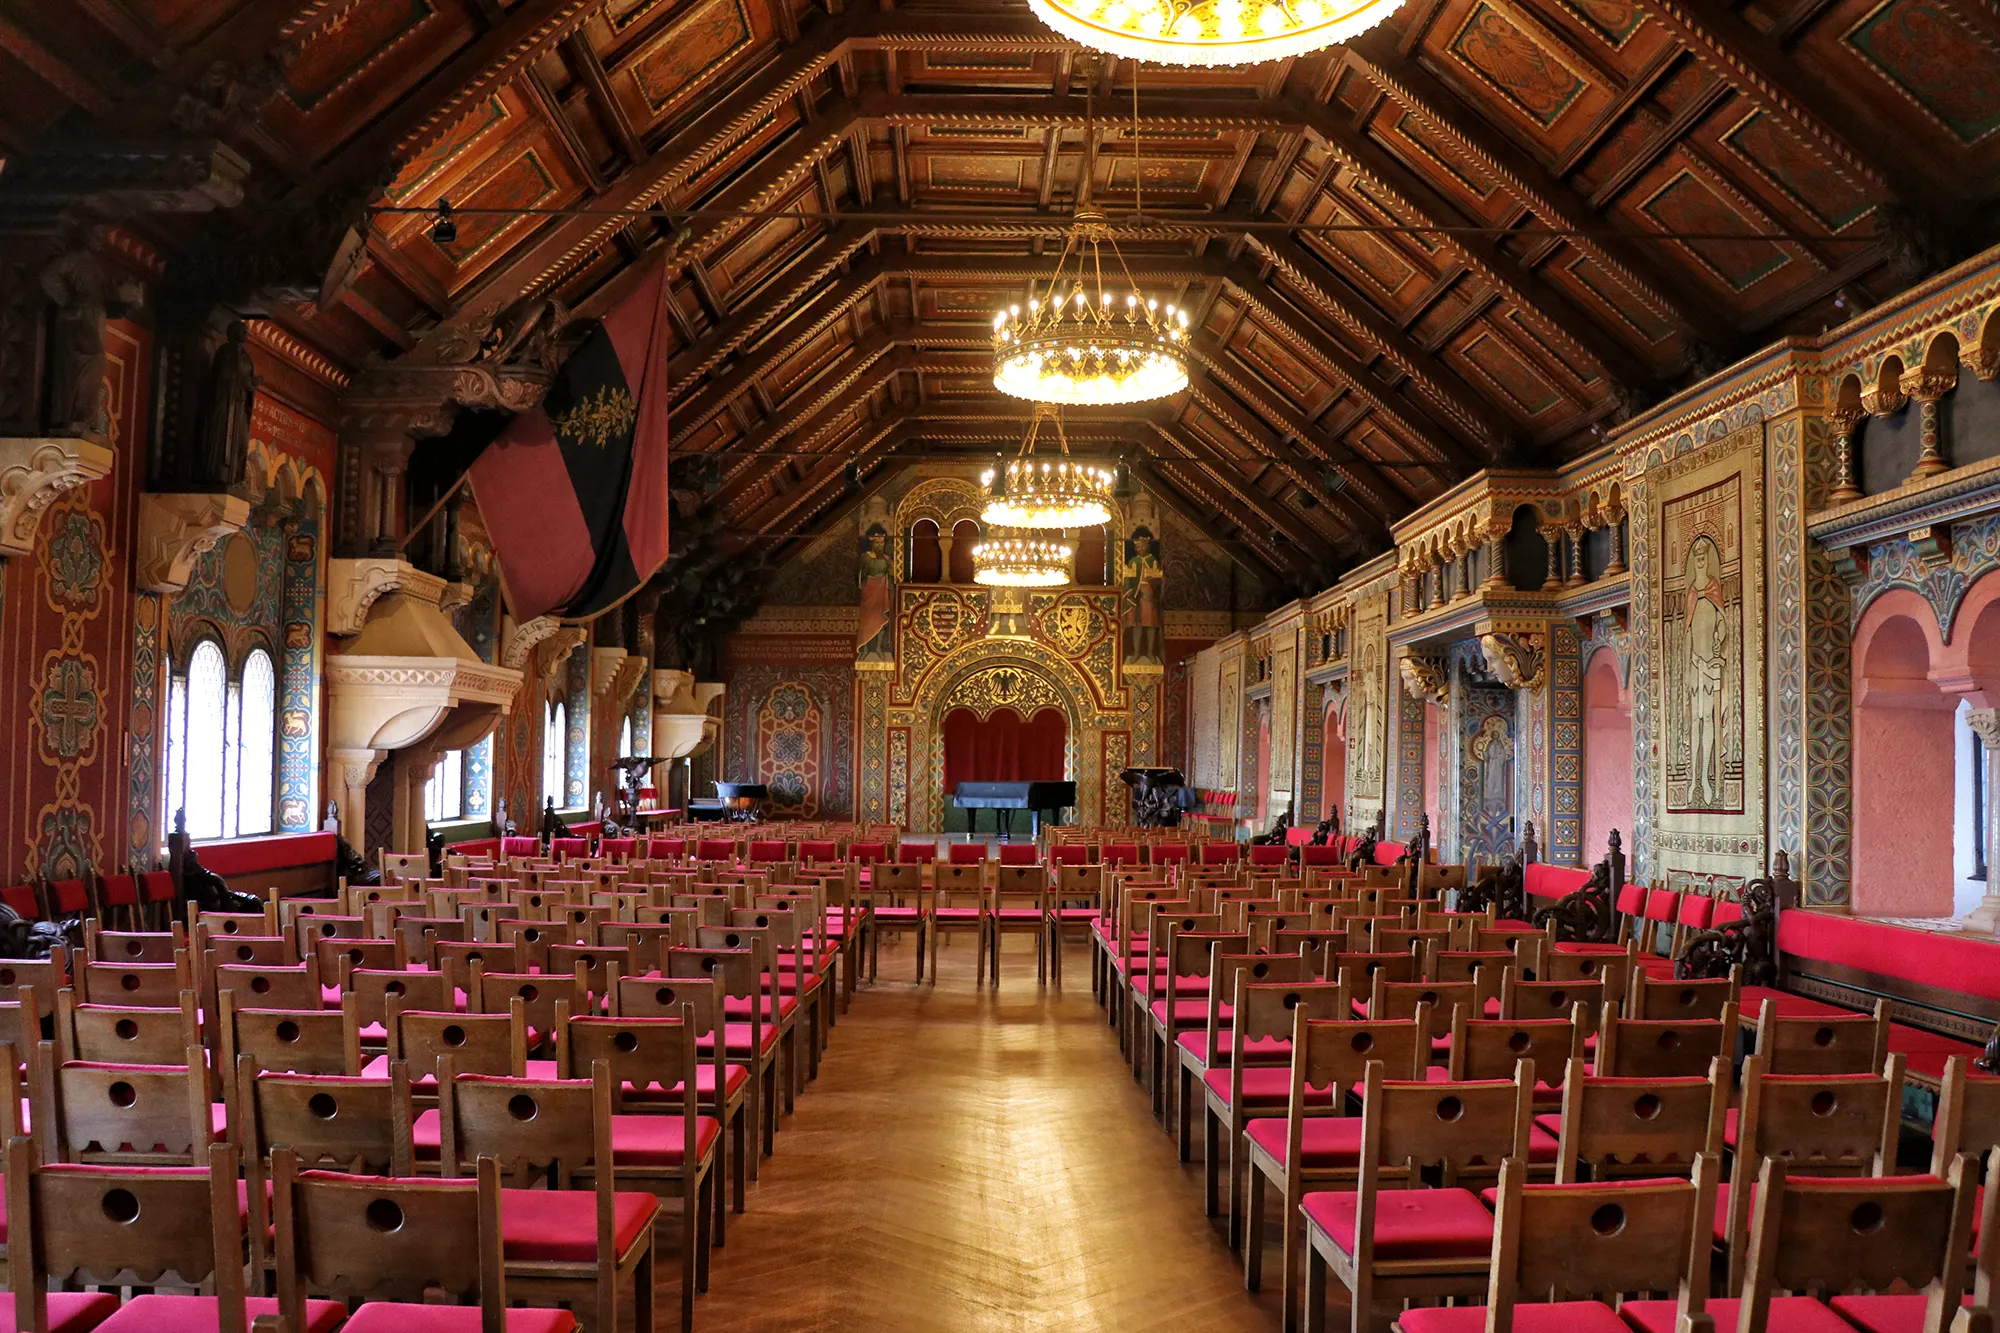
[1481,528,1508,591]
[1828,405,1866,505]
[1565,524,1587,586]
[1965,711,2000,933]
[1903,366,1956,483]
[1541,527,1564,591]
[1604,507,1628,576]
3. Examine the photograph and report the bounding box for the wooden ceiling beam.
[1341,36,1732,352]
[1133,461,1295,584]
[1615,0,1931,210]
[309,0,607,192]
[666,224,874,384]
[562,33,645,164]
[1149,418,1341,567]
[1281,94,1659,392]
[1142,449,1316,578]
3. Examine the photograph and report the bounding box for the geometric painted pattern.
[1549,622,1584,865]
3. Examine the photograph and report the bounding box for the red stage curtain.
[943,707,1066,791]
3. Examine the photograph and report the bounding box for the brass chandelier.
[991,77,1189,408]
[981,402,1117,531]
[1027,0,1405,67]
[971,527,1076,588]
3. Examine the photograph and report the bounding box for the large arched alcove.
[1580,647,1633,863]
[1851,588,1956,916]
[942,706,1066,789]
[1322,693,1347,821]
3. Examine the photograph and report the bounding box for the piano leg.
[998,809,1014,842]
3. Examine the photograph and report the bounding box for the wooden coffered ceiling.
[7,0,1998,591]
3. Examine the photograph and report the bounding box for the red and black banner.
[468,264,672,622]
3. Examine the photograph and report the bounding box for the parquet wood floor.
[687,934,1294,1332]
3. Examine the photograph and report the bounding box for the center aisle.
[692,933,1290,1332]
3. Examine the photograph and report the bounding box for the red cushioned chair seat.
[1056,907,1098,921]
[341,1304,578,1332]
[1243,1115,1365,1169]
[1739,985,1850,1017]
[872,907,921,922]
[1399,1302,1631,1333]
[998,845,1038,865]
[931,908,980,921]
[1828,1294,1974,1333]
[1176,1031,1287,1066]
[95,1295,348,1332]
[499,1187,657,1262]
[364,1056,556,1089]
[947,845,987,865]
[699,1023,781,1057]
[617,1062,752,1103]
[992,909,1046,921]
[1299,1187,1494,1261]
[599,1113,723,1167]
[1622,1298,1851,1333]
[1203,1066,1334,1109]
[1149,998,1229,1027]
[722,994,799,1020]
[0,1291,120,1333]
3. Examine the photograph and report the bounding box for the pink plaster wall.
[1423,702,1443,841]
[1852,604,1957,916]
[1323,704,1346,821]
[1581,653,1634,863]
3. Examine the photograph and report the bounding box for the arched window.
[543,701,566,808]
[424,749,464,823]
[909,519,942,583]
[163,638,278,841]
[237,650,276,837]
[620,714,634,760]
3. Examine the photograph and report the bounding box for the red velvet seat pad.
[721,994,799,1020]
[698,1023,782,1057]
[1739,984,1851,1017]
[1298,1186,1494,1261]
[362,1055,559,1090]
[0,1290,119,1333]
[1055,908,1098,921]
[991,909,1046,921]
[1176,1031,1288,1066]
[1149,998,1232,1027]
[617,1062,752,1103]
[499,1187,657,1262]
[342,1303,578,1332]
[1399,1302,1630,1333]
[1243,1115,1365,1168]
[1621,1298,1851,1333]
[931,908,980,921]
[1828,1294,1974,1333]
[1886,1025,1985,1082]
[94,1295,348,1333]
[596,1113,723,1167]
[1202,1066,1334,1109]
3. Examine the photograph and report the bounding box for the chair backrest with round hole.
[388,1005,524,1082]
[1295,1014,1426,1104]
[1502,975,1608,1033]
[57,988,200,1067]
[1361,1061,1532,1185]
[612,974,721,1039]
[1448,1006,1582,1083]
[564,1013,699,1116]
[347,967,447,1030]
[1627,968,1740,1022]
[1755,998,1889,1076]
[1370,978,1475,1038]
[9,1138,244,1317]
[270,1148,504,1317]
[245,1062,413,1176]
[1738,1053,1903,1171]
[1551,1059,1729,1183]
[222,993,359,1082]
[86,927,180,964]
[211,960,322,1015]
[49,1044,210,1165]
[1490,1153,1716,1311]
[316,935,404,979]
[1745,1157,1973,1318]
[1595,1008,1736,1080]
[75,959,185,1008]
[440,1065,605,1187]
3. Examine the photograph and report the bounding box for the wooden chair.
[1393,1155,1718,1333]
[39,1041,213,1166]
[925,878,988,988]
[1052,862,1106,988]
[1177,951,1314,1161]
[268,1147,573,1332]
[6,1138,346,1332]
[238,1059,416,1275]
[1720,1052,1907,1289]
[1500,974,1609,1036]
[1626,965,1740,1021]
[72,957,190,1008]
[435,1062,660,1333]
[695,924,802,1111]
[82,921,182,964]
[384,1001,533,1101]
[1753,997,1890,1075]
[1445,1004,1583,1112]
[1241,1013,1427,1327]
[1830,1145,2000,1333]
[611,973,751,1208]
[986,872,1050,987]
[53,986,200,1067]
[469,966,583,1057]
[1300,1063,1534,1333]
[1623,1157,1977,1333]
[1548,1057,1730,1183]
[1145,927,1248,1122]
[664,947,777,1163]
[559,1016,720,1327]
[1594,1005,1738,1079]
[865,862,928,983]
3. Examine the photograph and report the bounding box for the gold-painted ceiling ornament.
[971,522,1076,589]
[980,402,1116,532]
[1028,0,1403,66]
[990,74,1189,407]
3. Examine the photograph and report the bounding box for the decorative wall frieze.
[0,436,113,559]
[0,139,251,213]
[134,490,250,592]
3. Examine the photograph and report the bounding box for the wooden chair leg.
[1176,1063,1194,1163]
[1245,1165,1267,1291]
[1303,1245,1329,1333]
[1226,1120,1246,1252]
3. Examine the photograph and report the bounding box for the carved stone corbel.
[135,491,250,592]
[1399,655,1450,706]
[590,647,628,701]
[1479,631,1547,691]
[0,437,113,558]
[610,654,648,712]
[326,557,454,635]
[1909,525,1954,572]
[1830,544,1871,586]
[537,628,588,685]
[501,615,565,672]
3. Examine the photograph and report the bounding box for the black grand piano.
[952,780,1076,840]
[693,781,768,823]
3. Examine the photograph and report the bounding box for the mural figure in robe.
[856,524,896,664]
[1122,526,1164,666]
[1683,535,1725,809]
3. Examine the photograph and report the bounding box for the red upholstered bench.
[501,835,542,858]
[447,837,503,860]
[1372,841,1407,867]
[1522,862,1590,905]
[194,832,339,899]
[1300,846,1344,867]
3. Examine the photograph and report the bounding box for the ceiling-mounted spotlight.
[1112,461,1135,500]
[844,462,861,490]
[429,200,458,246]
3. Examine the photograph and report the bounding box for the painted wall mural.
[722,664,857,819]
[1461,690,1517,861]
[1349,595,1390,817]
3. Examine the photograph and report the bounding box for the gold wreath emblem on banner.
[1050,602,1092,655]
[551,386,636,449]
